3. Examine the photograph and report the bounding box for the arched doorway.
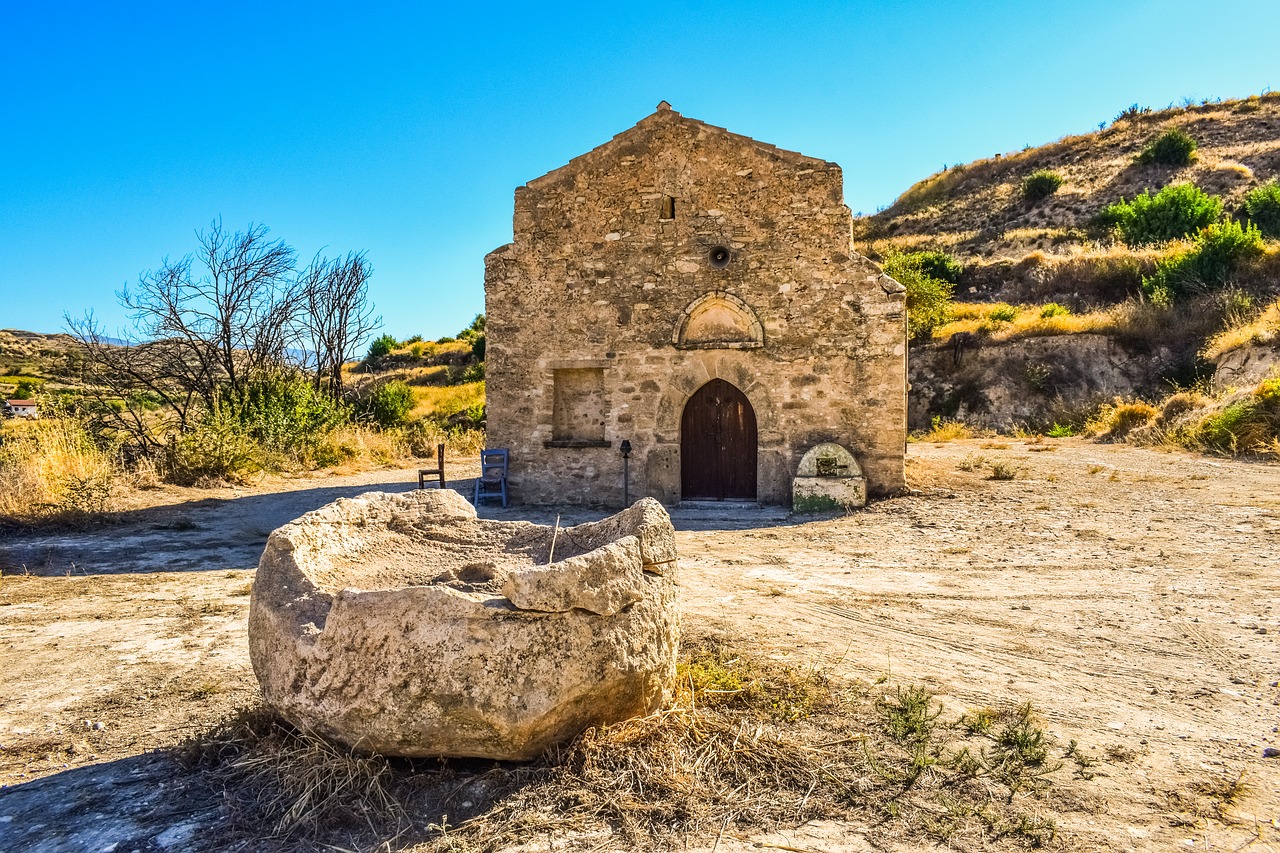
[680,378,757,501]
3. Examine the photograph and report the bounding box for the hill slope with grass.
[869,94,1280,457]
[0,329,88,399]
[856,93,1280,263]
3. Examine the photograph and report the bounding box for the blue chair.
[474,448,509,507]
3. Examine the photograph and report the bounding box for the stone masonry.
[485,102,907,506]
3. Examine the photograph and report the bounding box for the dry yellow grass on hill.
[856,93,1280,261]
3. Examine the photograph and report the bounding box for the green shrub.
[1142,220,1265,304]
[14,379,43,398]
[362,380,415,428]
[1137,128,1198,167]
[1046,423,1076,437]
[225,373,350,462]
[909,250,963,284]
[881,251,955,340]
[1022,170,1064,203]
[1097,183,1223,246]
[164,411,261,484]
[1039,303,1070,318]
[366,334,398,360]
[988,304,1019,322]
[1243,181,1280,238]
[1192,386,1280,455]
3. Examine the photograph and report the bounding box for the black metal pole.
[619,439,632,506]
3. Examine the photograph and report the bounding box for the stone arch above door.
[672,291,764,350]
[654,356,779,442]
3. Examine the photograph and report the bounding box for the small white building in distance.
[5,399,39,419]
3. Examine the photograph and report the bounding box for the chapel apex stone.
[484,106,907,507]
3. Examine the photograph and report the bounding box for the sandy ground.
[1,439,1278,852]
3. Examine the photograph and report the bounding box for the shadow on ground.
[0,754,221,853]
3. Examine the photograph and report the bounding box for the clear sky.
[2,1,1276,341]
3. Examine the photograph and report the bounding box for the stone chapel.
[484,102,907,507]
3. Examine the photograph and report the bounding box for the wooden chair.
[473,448,509,507]
[418,444,445,489]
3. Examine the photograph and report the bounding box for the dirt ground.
[1,439,1278,852]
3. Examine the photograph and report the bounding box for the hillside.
[0,329,87,398]
[859,94,1280,449]
[854,93,1280,265]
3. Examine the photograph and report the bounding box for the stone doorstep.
[672,500,791,521]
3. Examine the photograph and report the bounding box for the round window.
[708,246,731,268]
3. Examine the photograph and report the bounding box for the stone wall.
[485,104,907,506]
[908,334,1181,430]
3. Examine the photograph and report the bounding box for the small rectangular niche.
[549,368,609,447]
[659,195,676,220]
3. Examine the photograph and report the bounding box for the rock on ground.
[248,489,679,760]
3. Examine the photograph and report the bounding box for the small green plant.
[362,380,415,428]
[1097,183,1223,246]
[1024,362,1052,392]
[1243,180,1280,238]
[911,250,964,284]
[1039,302,1070,318]
[878,685,942,745]
[987,304,1019,323]
[1046,423,1076,438]
[961,707,998,735]
[366,334,398,361]
[1022,169,1064,203]
[1143,219,1264,304]
[1137,127,1198,167]
[13,379,43,398]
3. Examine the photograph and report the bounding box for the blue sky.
[1,1,1276,341]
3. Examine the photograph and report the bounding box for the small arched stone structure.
[792,442,866,512]
[672,291,764,350]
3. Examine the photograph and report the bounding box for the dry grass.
[1083,399,1160,440]
[180,639,1083,852]
[933,295,1239,362]
[1203,297,1280,359]
[912,417,980,443]
[936,300,1135,344]
[855,91,1280,262]
[409,381,485,424]
[1099,377,1280,459]
[0,416,124,525]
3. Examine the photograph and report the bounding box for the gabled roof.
[6,400,36,406]
[525,101,834,190]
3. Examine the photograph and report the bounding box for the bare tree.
[68,220,379,455]
[299,251,379,395]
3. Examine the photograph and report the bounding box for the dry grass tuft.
[178,707,408,845]
[913,417,980,443]
[181,639,1083,852]
[0,416,124,525]
[1203,297,1280,359]
[1084,399,1160,440]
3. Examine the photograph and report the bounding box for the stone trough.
[248,490,679,760]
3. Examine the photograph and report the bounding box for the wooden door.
[680,379,757,500]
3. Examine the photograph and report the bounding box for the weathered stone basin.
[248,489,679,760]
